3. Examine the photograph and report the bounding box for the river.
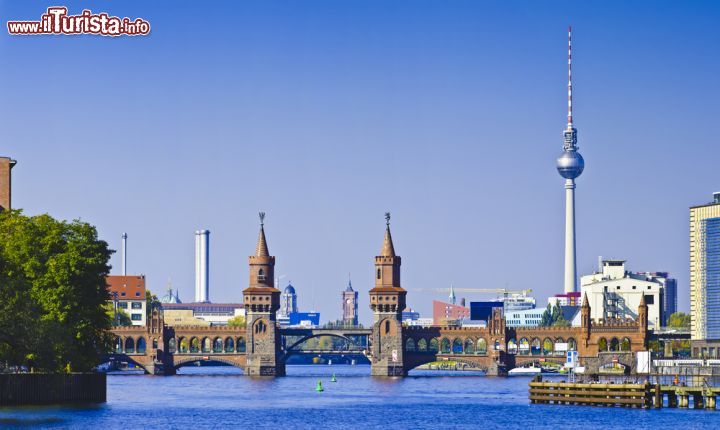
[1,365,719,429]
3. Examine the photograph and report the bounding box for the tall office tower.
[195,230,210,303]
[0,157,17,211]
[556,27,585,294]
[690,192,720,342]
[342,276,358,326]
[663,278,677,325]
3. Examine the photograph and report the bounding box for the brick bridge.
[107,217,648,376]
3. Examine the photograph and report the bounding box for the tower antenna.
[259,211,265,226]
[567,25,573,127]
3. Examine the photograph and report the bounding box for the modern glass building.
[690,193,720,342]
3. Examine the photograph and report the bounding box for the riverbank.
[0,373,105,405]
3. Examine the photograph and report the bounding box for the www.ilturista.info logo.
[7,7,150,36]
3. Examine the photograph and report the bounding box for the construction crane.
[414,287,532,297]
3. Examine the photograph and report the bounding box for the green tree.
[105,303,132,327]
[146,290,160,319]
[227,315,246,328]
[667,312,691,329]
[0,210,113,372]
[540,304,553,327]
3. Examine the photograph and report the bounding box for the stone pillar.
[245,313,284,376]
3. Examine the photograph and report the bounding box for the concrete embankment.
[0,373,106,405]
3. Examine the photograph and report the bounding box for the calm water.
[1,365,720,429]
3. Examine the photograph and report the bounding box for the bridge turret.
[242,213,284,376]
[369,213,406,376]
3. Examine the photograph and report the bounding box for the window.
[121,292,126,297]
[644,295,655,305]
[117,302,128,309]
[258,269,265,281]
[131,314,142,321]
[632,286,636,290]
[132,302,143,309]
[377,268,381,280]
[135,292,141,297]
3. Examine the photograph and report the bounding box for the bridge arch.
[213,337,223,353]
[190,337,200,353]
[173,356,245,371]
[477,338,488,355]
[417,338,428,352]
[224,337,235,353]
[284,332,364,354]
[236,337,246,353]
[405,338,416,352]
[202,337,212,353]
[452,338,463,354]
[621,337,631,351]
[137,337,147,354]
[440,338,451,354]
[125,337,135,354]
[464,338,474,354]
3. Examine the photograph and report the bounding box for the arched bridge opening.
[281,333,368,360]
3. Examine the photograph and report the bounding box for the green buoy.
[331,374,337,382]
[316,380,324,392]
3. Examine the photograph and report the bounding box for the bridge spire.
[380,212,396,257]
[256,212,270,257]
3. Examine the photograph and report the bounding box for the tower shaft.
[564,179,577,293]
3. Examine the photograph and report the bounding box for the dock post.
[667,392,677,408]
[654,383,662,409]
[704,390,716,410]
[677,389,688,408]
[693,394,704,409]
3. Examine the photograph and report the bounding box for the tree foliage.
[0,210,113,372]
[146,290,160,319]
[540,303,568,327]
[227,315,246,328]
[667,312,690,329]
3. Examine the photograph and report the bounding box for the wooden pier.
[529,376,720,410]
[529,379,653,408]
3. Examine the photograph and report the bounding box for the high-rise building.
[0,156,16,211]
[662,277,677,324]
[342,276,358,326]
[556,27,585,294]
[690,192,720,345]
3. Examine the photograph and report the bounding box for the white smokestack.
[195,230,210,303]
[121,233,128,276]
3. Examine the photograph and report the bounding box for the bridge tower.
[581,292,591,347]
[369,213,407,376]
[243,213,284,376]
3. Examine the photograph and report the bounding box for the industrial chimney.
[195,230,210,303]
[121,233,128,276]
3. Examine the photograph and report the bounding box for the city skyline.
[3,1,720,322]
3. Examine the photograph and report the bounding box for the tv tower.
[556,26,585,294]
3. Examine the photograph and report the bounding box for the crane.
[414,287,532,297]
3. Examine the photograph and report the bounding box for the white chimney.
[195,230,210,303]
[121,233,128,275]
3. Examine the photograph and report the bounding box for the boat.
[509,364,542,376]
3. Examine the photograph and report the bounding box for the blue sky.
[1,1,719,323]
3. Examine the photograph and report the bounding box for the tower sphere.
[556,150,584,179]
